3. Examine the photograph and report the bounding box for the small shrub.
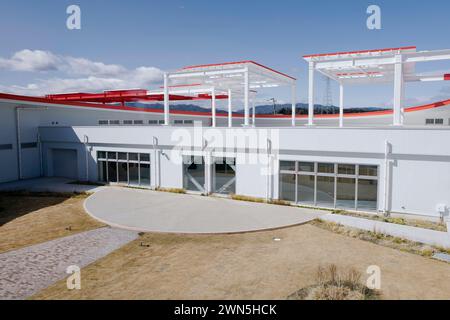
[231,194,265,203]
[288,264,379,300]
[156,187,186,194]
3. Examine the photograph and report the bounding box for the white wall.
[37,125,450,218]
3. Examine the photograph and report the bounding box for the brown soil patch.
[33,223,450,300]
[0,192,105,253]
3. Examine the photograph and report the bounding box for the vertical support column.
[163,73,170,126]
[244,67,250,126]
[339,83,344,128]
[211,87,216,127]
[291,83,296,127]
[393,54,404,126]
[308,61,315,126]
[227,89,232,128]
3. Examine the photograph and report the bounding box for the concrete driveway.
[84,187,326,234]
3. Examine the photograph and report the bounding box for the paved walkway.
[85,187,326,234]
[0,227,138,300]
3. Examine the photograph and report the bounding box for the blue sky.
[0,0,449,108]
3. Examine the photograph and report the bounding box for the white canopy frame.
[303,46,450,126]
[162,61,297,127]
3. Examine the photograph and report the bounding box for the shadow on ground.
[0,192,72,226]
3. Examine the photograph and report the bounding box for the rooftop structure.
[303,46,450,126]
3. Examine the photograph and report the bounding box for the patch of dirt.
[33,223,450,300]
[0,193,104,253]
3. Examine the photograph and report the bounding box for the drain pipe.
[15,106,48,180]
[37,132,43,177]
[266,138,272,202]
[383,140,391,216]
[83,135,89,181]
[152,136,159,189]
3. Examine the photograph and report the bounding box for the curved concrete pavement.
[84,187,326,234]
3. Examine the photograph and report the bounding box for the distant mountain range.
[127,102,387,115]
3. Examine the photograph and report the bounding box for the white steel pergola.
[160,61,297,127]
[303,46,450,126]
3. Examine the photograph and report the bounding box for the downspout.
[15,106,48,180]
[152,136,159,189]
[83,135,89,181]
[383,140,391,216]
[15,107,22,180]
[37,132,43,177]
[266,138,272,202]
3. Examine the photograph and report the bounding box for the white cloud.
[0,49,164,95]
[0,49,61,72]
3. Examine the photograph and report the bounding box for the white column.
[393,54,404,126]
[163,73,169,125]
[227,89,232,128]
[244,68,250,126]
[211,87,216,127]
[339,83,344,127]
[291,84,296,127]
[308,61,315,125]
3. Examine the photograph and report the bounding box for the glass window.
[107,152,117,160]
[318,163,335,174]
[134,120,144,125]
[338,164,356,175]
[107,161,117,182]
[359,165,377,177]
[97,151,106,159]
[298,162,314,173]
[297,175,315,205]
[109,120,120,125]
[139,163,150,186]
[118,162,128,183]
[129,153,138,161]
[118,152,127,160]
[280,161,296,172]
[316,176,335,207]
[358,179,378,211]
[279,174,296,202]
[174,120,183,124]
[149,120,158,125]
[99,120,108,125]
[140,153,150,162]
[336,178,356,209]
[123,120,133,125]
[435,118,444,125]
[98,161,107,182]
[184,120,194,124]
[129,163,139,186]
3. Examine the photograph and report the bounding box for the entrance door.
[213,157,236,195]
[183,155,205,193]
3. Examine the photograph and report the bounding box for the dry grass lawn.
[0,192,105,253]
[33,223,450,300]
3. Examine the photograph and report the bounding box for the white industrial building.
[0,46,450,219]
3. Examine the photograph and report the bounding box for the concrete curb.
[321,214,450,249]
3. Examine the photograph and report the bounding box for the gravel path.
[0,227,138,300]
